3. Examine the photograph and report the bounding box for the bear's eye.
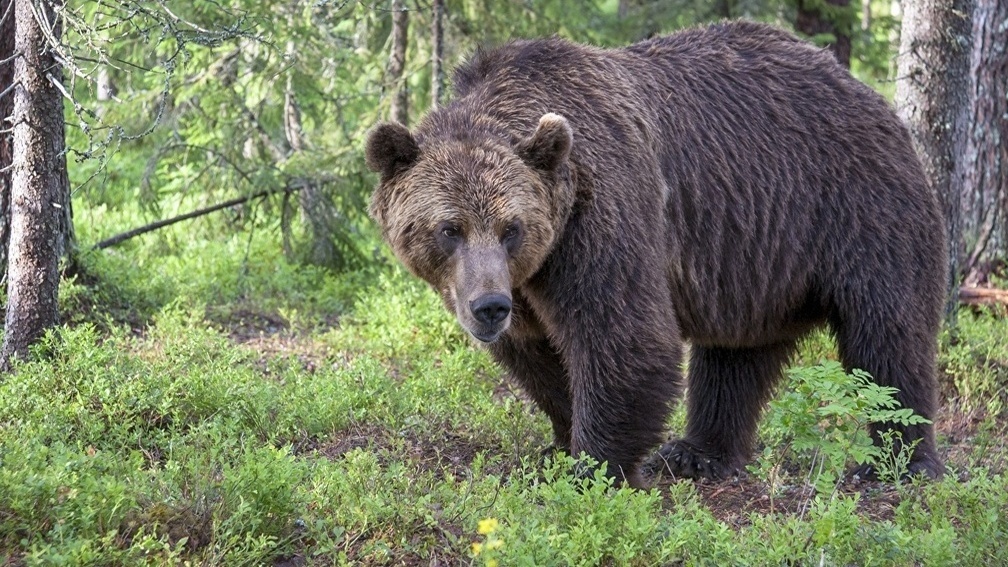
[441,224,461,239]
[501,221,523,253]
[435,222,463,254]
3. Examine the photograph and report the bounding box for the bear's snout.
[470,293,512,327]
[453,244,513,343]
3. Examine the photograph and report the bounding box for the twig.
[959,286,1008,309]
[92,184,303,250]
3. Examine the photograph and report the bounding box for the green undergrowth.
[62,206,373,334]
[941,310,1008,418]
[3,236,1008,563]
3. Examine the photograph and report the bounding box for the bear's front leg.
[538,281,684,488]
[485,291,573,452]
[565,326,683,487]
[487,334,573,453]
[648,342,796,480]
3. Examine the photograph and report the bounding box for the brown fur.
[366,21,946,486]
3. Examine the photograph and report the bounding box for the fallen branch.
[92,185,301,250]
[959,286,1008,310]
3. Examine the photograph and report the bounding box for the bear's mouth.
[469,327,506,344]
[464,317,511,344]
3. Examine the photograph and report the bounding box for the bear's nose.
[470,294,512,326]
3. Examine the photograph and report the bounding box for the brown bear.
[365,20,946,488]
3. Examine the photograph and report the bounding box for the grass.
[2,211,1008,565]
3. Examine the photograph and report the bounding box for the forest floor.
[208,286,1008,565]
[2,243,1007,565]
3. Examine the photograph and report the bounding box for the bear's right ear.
[365,122,420,180]
[516,113,573,172]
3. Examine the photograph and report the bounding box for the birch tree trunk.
[2,0,75,369]
[895,0,973,323]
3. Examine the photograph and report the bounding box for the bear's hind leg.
[651,343,795,480]
[832,315,943,479]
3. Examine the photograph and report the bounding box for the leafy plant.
[751,362,929,495]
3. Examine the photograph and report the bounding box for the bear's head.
[366,113,576,343]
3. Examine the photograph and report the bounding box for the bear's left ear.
[517,113,573,172]
[365,122,420,180]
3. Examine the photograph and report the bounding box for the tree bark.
[2,0,74,369]
[0,0,14,286]
[961,0,1008,284]
[388,0,409,125]
[96,67,115,101]
[431,0,444,108]
[895,0,973,325]
[796,0,853,68]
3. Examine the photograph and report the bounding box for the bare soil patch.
[313,421,508,481]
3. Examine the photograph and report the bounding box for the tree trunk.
[961,0,1008,285]
[895,0,973,324]
[0,0,14,286]
[389,0,409,125]
[713,0,734,19]
[286,55,339,268]
[431,0,444,108]
[796,0,853,68]
[96,67,115,101]
[618,0,630,18]
[2,0,75,369]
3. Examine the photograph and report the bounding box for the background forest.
[0,0,1006,565]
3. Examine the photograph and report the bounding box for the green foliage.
[4,255,1008,563]
[794,328,839,365]
[66,1,381,270]
[893,470,1008,565]
[940,309,1008,417]
[7,0,1005,564]
[850,0,902,96]
[752,362,929,493]
[466,455,679,566]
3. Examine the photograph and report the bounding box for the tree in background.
[389,0,409,125]
[896,0,1008,311]
[961,0,1008,286]
[0,0,13,284]
[795,0,854,67]
[2,0,75,369]
[895,0,973,322]
[431,0,445,108]
[61,2,386,271]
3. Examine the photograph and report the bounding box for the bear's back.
[424,23,942,347]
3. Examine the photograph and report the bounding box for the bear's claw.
[643,440,740,481]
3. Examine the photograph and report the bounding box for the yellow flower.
[471,542,483,555]
[487,560,499,567]
[477,517,499,535]
[486,538,504,551]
